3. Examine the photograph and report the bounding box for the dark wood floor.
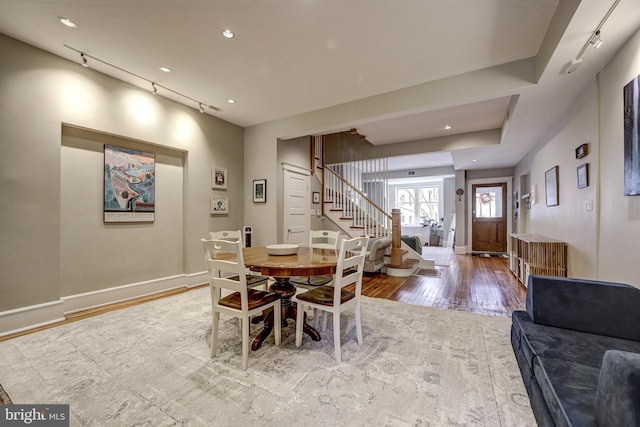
[361,248,526,317]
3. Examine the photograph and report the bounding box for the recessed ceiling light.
[444,125,452,130]
[227,99,236,104]
[159,66,171,73]
[472,159,478,162]
[222,29,235,39]
[58,17,77,28]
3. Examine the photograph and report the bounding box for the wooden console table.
[509,234,567,286]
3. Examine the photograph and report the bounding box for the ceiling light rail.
[563,0,620,74]
[63,44,220,114]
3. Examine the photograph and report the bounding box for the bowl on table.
[266,244,299,256]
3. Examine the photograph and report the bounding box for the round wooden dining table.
[243,246,339,351]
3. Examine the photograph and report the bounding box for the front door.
[472,183,507,252]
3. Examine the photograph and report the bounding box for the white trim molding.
[0,272,209,337]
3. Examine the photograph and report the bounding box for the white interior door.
[283,164,310,244]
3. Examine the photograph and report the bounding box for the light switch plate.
[585,200,593,211]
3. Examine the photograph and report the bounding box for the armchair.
[363,237,392,273]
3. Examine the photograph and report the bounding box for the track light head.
[199,103,205,114]
[80,53,89,67]
[590,30,604,49]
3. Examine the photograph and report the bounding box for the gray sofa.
[400,235,422,255]
[363,237,391,273]
[511,275,640,427]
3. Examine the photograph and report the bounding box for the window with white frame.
[395,184,440,226]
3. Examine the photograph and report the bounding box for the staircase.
[318,148,434,275]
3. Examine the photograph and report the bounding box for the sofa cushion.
[512,311,640,372]
[525,275,640,341]
[594,350,640,427]
[534,356,599,427]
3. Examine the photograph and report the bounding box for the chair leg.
[295,303,304,347]
[211,311,220,358]
[333,311,341,363]
[274,301,282,346]
[321,312,328,331]
[312,308,319,329]
[355,301,363,345]
[241,315,249,370]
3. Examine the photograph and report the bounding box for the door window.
[475,186,503,218]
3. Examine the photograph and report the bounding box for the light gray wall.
[0,35,244,313]
[514,26,640,285]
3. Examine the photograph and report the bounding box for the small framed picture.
[211,167,227,190]
[575,143,588,159]
[210,195,229,214]
[545,166,559,207]
[312,191,320,204]
[253,179,266,203]
[577,163,589,189]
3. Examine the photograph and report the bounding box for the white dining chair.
[292,236,369,362]
[209,230,269,290]
[291,230,340,287]
[201,238,281,370]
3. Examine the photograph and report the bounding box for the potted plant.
[421,217,444,246]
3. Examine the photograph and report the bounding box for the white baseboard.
[454,245,467,255]
[0,271,209,337]
[0,300,65,338]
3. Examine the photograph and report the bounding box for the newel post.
[390,208,403,266]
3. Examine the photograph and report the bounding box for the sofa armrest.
[594,350,640,427]
[526,275,640,341]
[366,237,391,261]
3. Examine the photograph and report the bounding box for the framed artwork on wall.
[575,143,588,159]
[253,179,266,203]
[211,166,227,190]
[624,74,640,195]
[312,191,320,204]
[577,163,589,189]
[103,144,155,223]
[545,166,559,206]
[210,195,229,214]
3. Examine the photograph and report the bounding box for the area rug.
[0,288,534,426]
[420,246,454,267]
[473,253,510,258]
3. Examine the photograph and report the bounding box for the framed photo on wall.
[577,163,589,189]
[575,143,588,159]
[210,195,229,214]
[211,167,227,190]
[312,191,320,204]
[545,166,559,206]
[253,179,266,203]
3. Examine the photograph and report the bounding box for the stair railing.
[323,166,392,238]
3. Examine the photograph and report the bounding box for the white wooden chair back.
[202,239,248,311]
[333,236,369,303]
[209,230,241,242]
[309,230,340,250]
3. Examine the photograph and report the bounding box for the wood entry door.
[471,183,507,252]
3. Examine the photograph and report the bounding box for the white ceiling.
[0,0,638,171]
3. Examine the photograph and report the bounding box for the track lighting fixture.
[65,45,220,114]
[590,31,604,49]
[563,0,619,75]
